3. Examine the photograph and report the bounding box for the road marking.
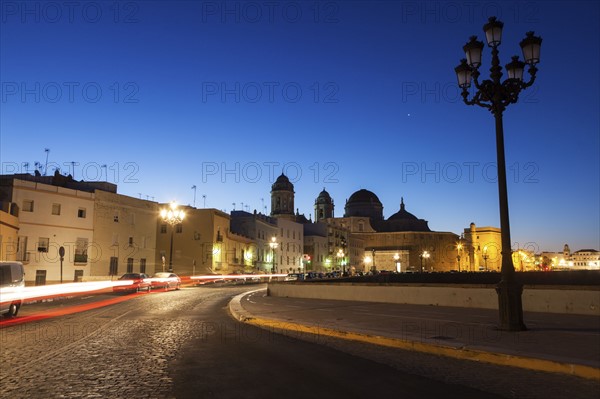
[243,316,600,382]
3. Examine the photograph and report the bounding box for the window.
[23,200,34,212]
[52,203,61,215]
[109,257,118,276]
[75,238,88,263]
[160,224,167,234]
[35,270,47,286]
[74,270,84,282]
[176,223,183,233]
[113,212,119,222]
[112,233,119,246]
[38,237,49,252]
[140,258,146,274]
[17,236,28,262]
[128,236,134,247]
[78,208,87,218]
[127,258,133,273]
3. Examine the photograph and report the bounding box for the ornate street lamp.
[455,17,541,331]
[269,236,278,274]
[160,202,185,273]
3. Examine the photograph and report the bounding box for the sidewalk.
[229,288,600,381]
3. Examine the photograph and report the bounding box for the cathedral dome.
[271,173,294,191]
[380,198,431,232]
[344,189,383,220]
[388,198,418,221]
[346,189,382,206]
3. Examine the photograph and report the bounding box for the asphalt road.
[0,284,504,398]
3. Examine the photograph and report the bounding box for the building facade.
[463,223,503,272]
[328,190,459,272]
[0,202,19,261]
[157,207,254,276]
[91,190,159,279]
[0,175,96,284]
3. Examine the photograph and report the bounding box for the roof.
[346,189,381,205]
[388,198,418,221]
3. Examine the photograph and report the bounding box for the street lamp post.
[455,17,541,331]
[337,249,345,275]
[160,202,185,273]
[59,246,65,284]
[393,253,400,273]
[483,246,489,271]
[456,241,462,272]
[269,236,278,274]
[419,250,430,273]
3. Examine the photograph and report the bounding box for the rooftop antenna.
[23,162,29,174]
[71,161,76,179]
[202,194,206,208]
[44,148,50,176]
[232,202,236,211]
[101,164,107,181]
[191,185,197,207]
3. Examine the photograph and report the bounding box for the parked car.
[285,273,305,281]
[150,272,181,291]
[113,273,151,294]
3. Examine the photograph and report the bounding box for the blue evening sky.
[1,1,598,252]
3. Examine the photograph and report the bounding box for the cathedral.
[315,188,460,272]
[271,173,463,273]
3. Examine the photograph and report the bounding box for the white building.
[0,174,96,284]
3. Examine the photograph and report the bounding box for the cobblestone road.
[0,287,241,398]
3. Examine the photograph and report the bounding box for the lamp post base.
[495,279,527,331]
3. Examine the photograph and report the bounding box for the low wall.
[267,283,600,316]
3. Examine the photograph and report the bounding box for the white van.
[0,261,25,318]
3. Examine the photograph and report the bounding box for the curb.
[229,290,600,381]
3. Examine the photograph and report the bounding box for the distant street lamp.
[419,250,430,273]
[483,246,489,271]
[160,202,185,273]
[456,241,463,272]
[393,253,401,273]
[269,236,278,274]
[455,17,541,331]
[337,249,345,274]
